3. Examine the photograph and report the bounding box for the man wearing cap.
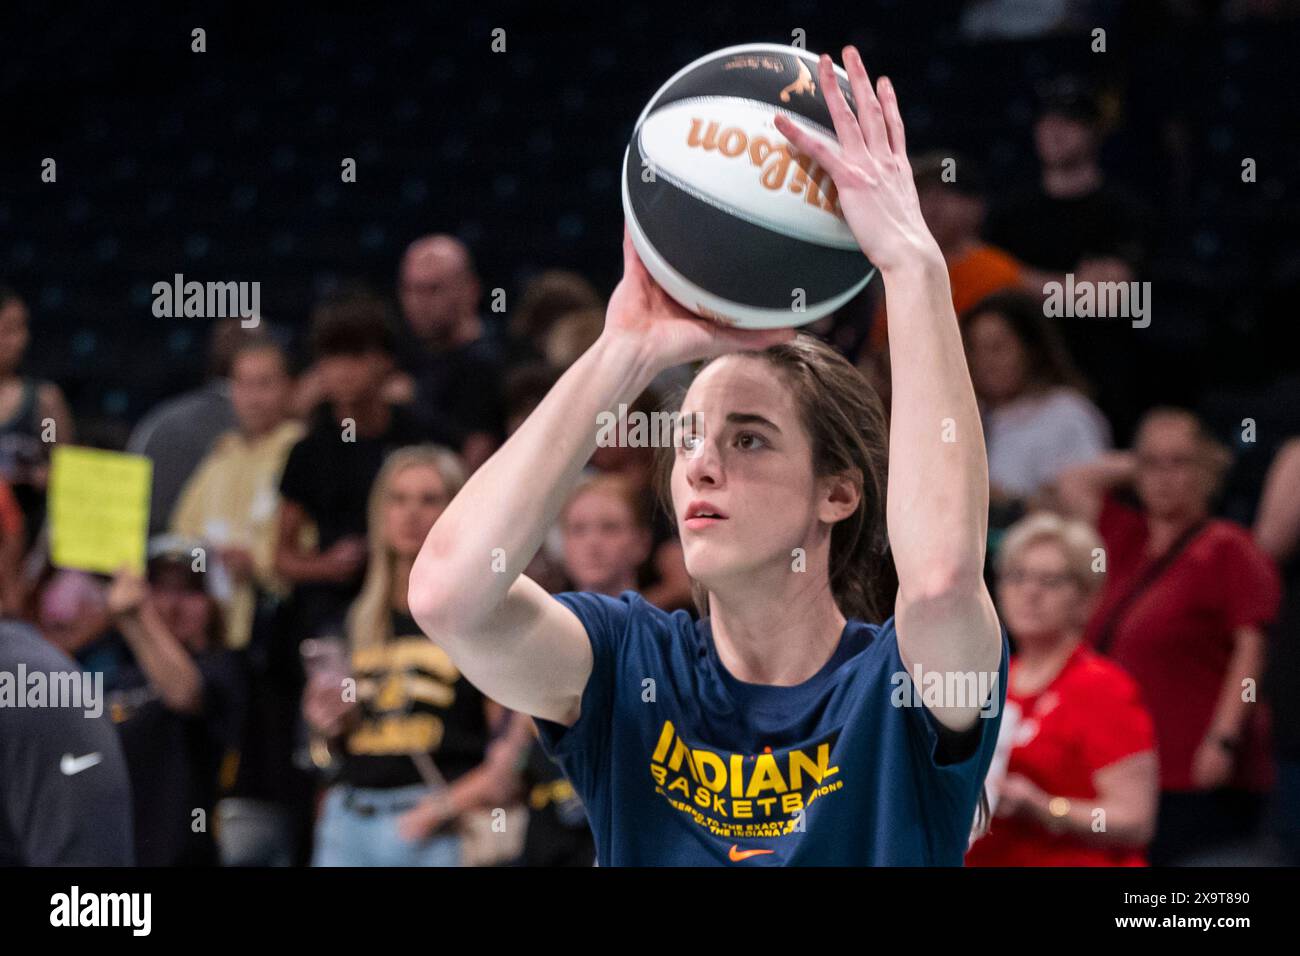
[96,536,246,866]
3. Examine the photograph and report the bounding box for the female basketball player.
[409,47,1006,865]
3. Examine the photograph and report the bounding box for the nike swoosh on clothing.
[728,844,775,862]
[60,753,103,776]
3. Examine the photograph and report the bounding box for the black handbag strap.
[1094,518,1209,656]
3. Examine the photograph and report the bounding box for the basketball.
[622,42,877,329]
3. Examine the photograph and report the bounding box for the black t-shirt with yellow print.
[340,610,489,789]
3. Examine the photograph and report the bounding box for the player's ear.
[818,467,862,524]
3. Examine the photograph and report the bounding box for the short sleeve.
[533,590,638,775]
[900,627,1010,773]
[277,436,312,509]
[1077,666,1156,771]
[892,624,1009,858]
[1212,532,1282,632]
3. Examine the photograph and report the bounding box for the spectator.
[0,286,76,547]
[506,269,603,369]
[303,445,515,866]
[127,318,241,535]
[390,235,507,471]
[275,292,428,646]
[865,152,1029,357]
[966,513,1157,866]
[984,78,1151,442]
[1056,408,1282,864]
[986,77,1150,283]
[543,307,606,371]
[101,537,246,866]
[0,620,134,865]
[1254,437,1300,865]
[516,473,655,867]
[171,334,303,651]
[37,568,111,662]
[169,334,310,865]
[963,291,1110,532]
[593,389,694,614]
[559,473,653,600]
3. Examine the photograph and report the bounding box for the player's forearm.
[883,252,988,596]
[409,331,659,632]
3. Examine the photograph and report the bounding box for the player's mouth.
[684,499,729,531]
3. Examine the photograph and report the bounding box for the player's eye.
[735,431,766,450]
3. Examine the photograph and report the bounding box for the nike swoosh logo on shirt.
[728,844,775,862]
[60,753,103,776]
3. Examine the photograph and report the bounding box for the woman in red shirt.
[967,513,1157,866]
[1056,407,1282,864]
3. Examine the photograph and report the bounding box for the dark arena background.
[2,0,1299,931]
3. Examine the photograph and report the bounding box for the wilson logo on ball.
[623,42,876,329]
[684,118,842,217]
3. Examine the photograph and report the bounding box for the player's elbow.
[407,568,451,636]
[897,560,984,607]
[407,555,479,642]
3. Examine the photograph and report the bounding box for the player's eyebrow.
[726,412,781,433]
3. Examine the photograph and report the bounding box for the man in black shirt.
[985,78,1152,443]
[0,620,133,865]
[276,292,445,643]
[392,235,507,472]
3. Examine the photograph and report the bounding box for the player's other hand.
[603,226,794,372]
[773,47,942,275]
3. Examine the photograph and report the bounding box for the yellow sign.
[49,446,152,575]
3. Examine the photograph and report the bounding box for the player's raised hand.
[604,226,794,371]
[774,47,941,274]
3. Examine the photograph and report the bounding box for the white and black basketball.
[622,42,876,329]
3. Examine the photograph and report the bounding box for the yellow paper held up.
[49,446,153,575]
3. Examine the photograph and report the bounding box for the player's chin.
[680,542,744,583]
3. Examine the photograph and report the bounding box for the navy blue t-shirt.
[535,590,1008,866]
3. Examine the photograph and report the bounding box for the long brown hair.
[652,332,895,622]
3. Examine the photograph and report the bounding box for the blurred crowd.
[1,76,1297,868]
